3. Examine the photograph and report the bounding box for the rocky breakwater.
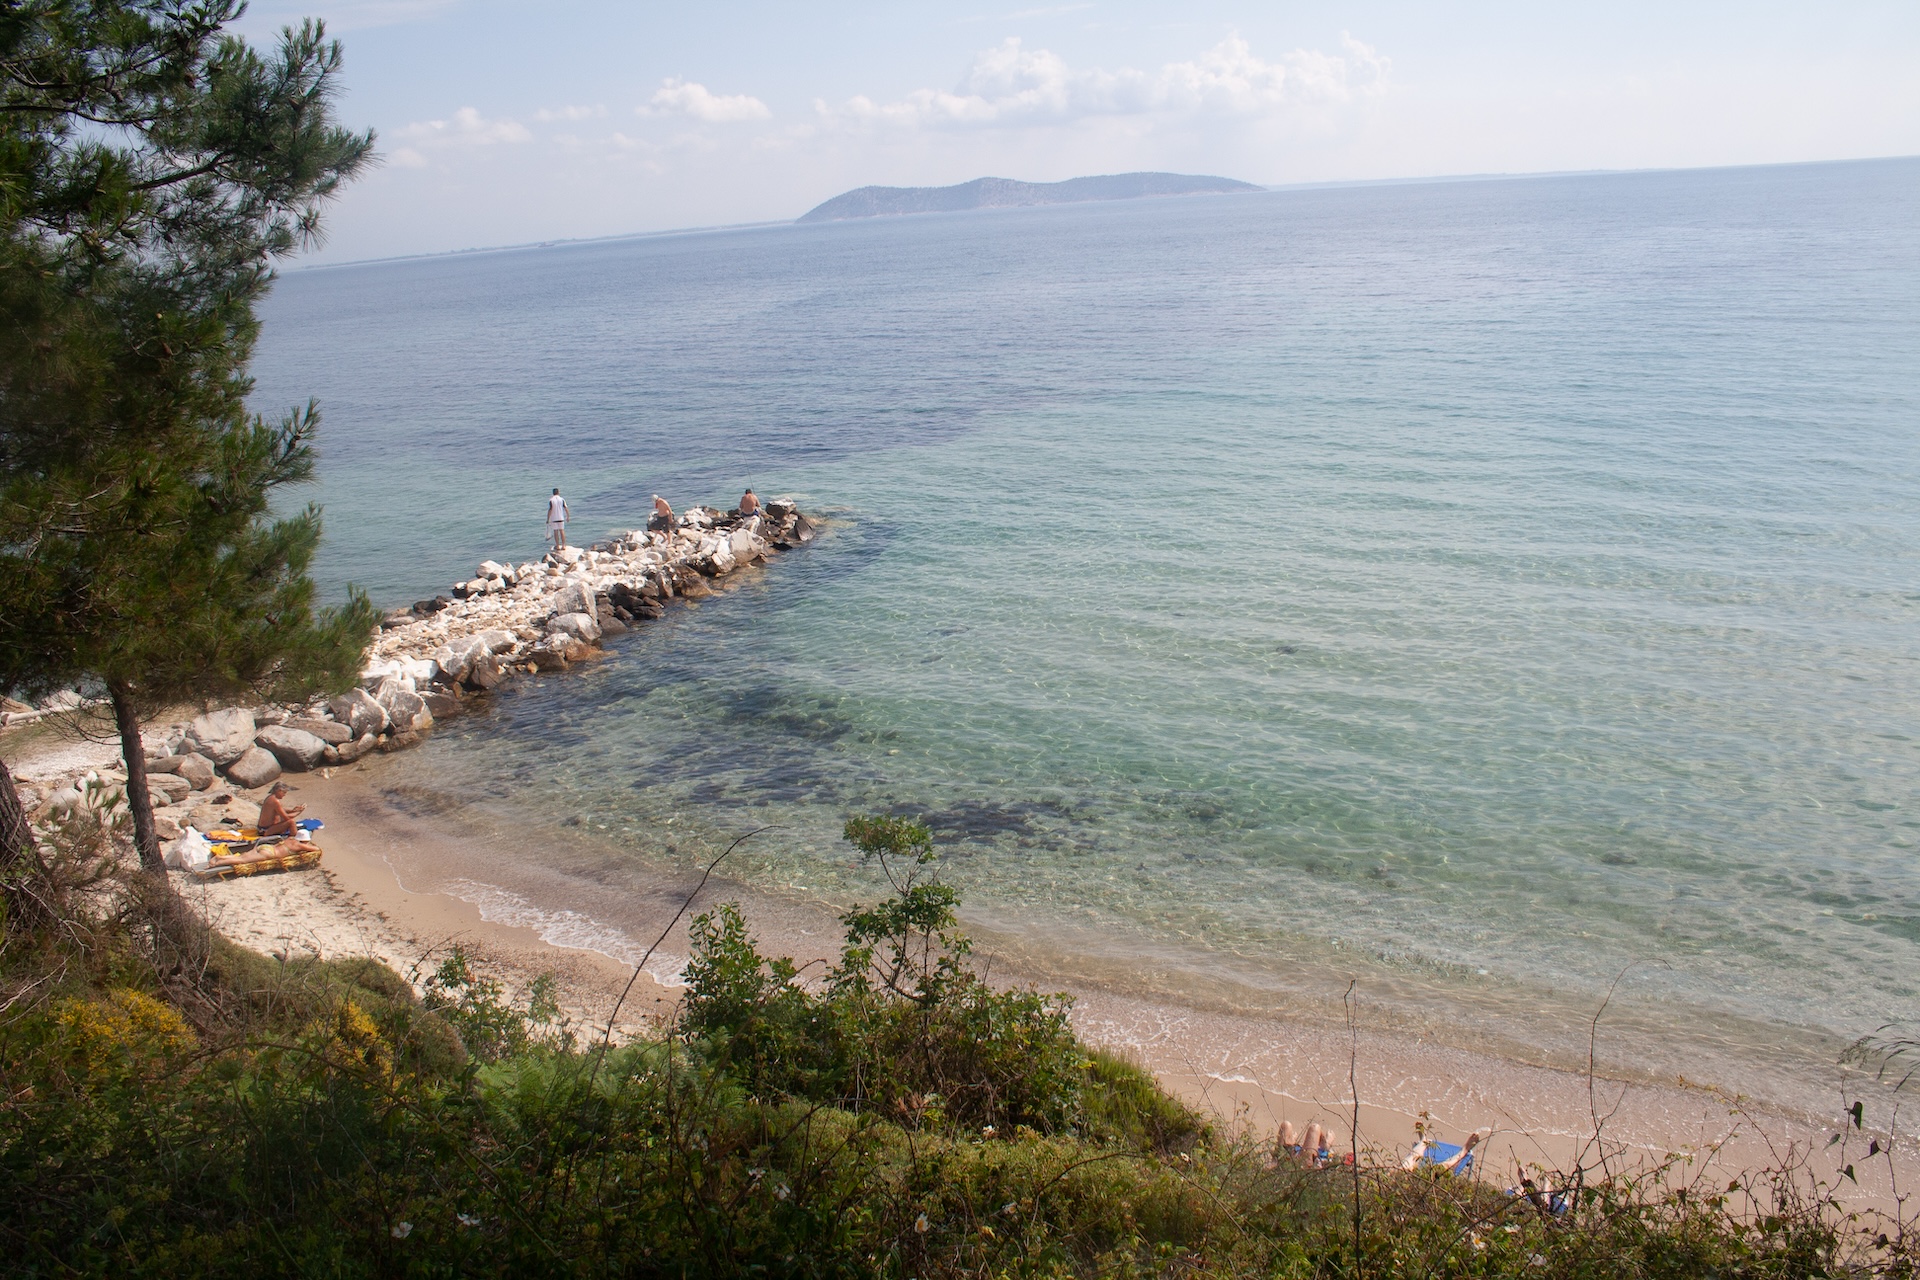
[362,496,815,701]
[11,501,817,851]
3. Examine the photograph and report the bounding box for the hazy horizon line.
[294,151,1916,274]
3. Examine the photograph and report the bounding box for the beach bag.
[167,826,213,871]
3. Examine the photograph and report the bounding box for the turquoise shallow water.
[253,158,1920,1108]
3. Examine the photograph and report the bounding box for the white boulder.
[224,746,282,789]
[255,725,329,772]
[185,708,257,765]
[330,688,390,738]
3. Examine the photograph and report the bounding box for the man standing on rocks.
[546,488,571,551]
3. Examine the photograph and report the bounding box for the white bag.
[166,826,212,871]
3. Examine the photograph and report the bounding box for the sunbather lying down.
[1275,1121,1347,1167]
[211,839,318,867]
[1403,1130,1482,1173]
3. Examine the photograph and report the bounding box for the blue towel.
[296,818,323,832]
[1421,1141,1474,1175]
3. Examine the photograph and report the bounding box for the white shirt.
[547,494,569,524]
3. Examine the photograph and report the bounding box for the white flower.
[391,1222,413,1239]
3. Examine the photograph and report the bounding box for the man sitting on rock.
[257,782,306,838]
[737,488,759,518]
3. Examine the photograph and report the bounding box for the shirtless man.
[649,494,675,536]
[257,782,305,837]
[738,488,759,518]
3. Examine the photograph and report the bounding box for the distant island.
[797,172,1262,223]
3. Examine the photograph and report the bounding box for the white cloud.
[820,32,1388,129]
[535,105,608,123]
[395,106,531,148]
[644,79,772,123]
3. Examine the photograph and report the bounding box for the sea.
[252,157,1920,1120]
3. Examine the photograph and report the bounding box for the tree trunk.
[108,680,164,873]
[0,753,42,930]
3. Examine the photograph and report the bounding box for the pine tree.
[0,2,377,881]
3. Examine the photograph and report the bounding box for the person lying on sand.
[257,782,305,838]
[1274,1121,1336,1166]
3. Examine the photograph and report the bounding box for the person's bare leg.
[1301,1123,1325,1165]
[1438,1132,1481,1173]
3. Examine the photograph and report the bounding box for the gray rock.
[176,754,217,790]
[255,725,329,772]
[223,746,282,789]
[420,689,462,720]
[434,635,490,684]
[599,614,629,636]
[186,708,257,765]
[792,513,815,543]
[286,716,352,745]
[477,628,516,654]
[545,579,596,621]
[145,753,188,775]
[329,688,390,738]
[463,651,505,690]
[334,733,378,764]
[154,813,183,842]
[548,611,601,643]
[377,684,431,733]
[253,706,289,727]
[146,772,192,803]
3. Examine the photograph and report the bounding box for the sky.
[235,1,1920,264]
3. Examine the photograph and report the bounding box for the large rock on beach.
[185,708,256,765]
[287,717,352,745]
[334,733,378,764]
[146,772,192,804]
[330,688,390,738]
[175,753,217,790]
[420,689,463,720]
[377,684,431,734]
[255,725,329,772]
[224,746,282,789]
[477,628,516,654]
